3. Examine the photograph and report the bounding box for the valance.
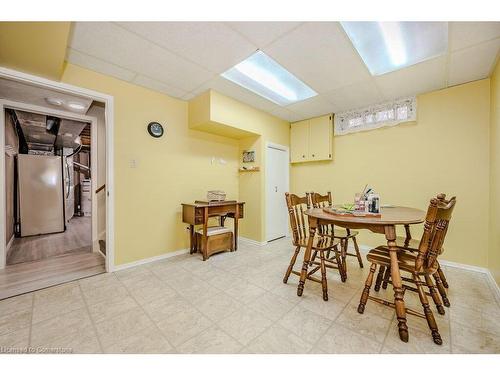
[334,97,417,136]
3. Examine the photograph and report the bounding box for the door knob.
[275,186,278,192]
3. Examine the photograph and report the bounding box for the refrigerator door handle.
[66,162,71,199]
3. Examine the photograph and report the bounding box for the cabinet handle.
[302,155,305,158]
[312,154,315,157]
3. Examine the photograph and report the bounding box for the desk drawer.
[194,207,204,225]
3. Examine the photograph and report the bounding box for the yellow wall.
[291,79,491,267]
[188,90,290,242]
[489,60,500,284]
[196,91,290,241]
[0,22,71,80]
[61,64,240,265]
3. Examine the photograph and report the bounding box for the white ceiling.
[66,22,500,122]
[0,77,93,113]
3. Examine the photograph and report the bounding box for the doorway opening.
[265,142,290,242]
[0,69,114,299]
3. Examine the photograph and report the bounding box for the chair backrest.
[415,193,457,273]
[310,192,336,235]
[310,192,332,208]
[285,193,312,245]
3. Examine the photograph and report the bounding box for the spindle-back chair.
[309,192,363,280]
[283,192,342,301]
[357,194,456,345]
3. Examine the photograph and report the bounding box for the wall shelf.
[238,167,260,172]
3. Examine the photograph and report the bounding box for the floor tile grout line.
[213,302,277,348]
[378,311,396,353]
[77,281,105,353]
[113,272,179,353]
[11,238,499,354]
[114,265,245,352]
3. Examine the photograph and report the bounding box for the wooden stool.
[195,226,233,261]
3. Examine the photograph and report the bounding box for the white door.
[266,145,289,242]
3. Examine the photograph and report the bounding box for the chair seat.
[367,246,438,274]
[295,236,340,250]
[196,226,232,236]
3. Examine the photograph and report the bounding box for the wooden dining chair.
[375,195,452,309]
[357,194,456,345]
[309,192,363,280]
[375,224,451,308]
[283,192,343,301]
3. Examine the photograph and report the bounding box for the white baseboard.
[238,236,267,247]
[113,248,189,272]
[6,235,14,254]
[485,270,500,305]
[438,259,500,304]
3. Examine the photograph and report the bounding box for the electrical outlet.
[130,159,138,168]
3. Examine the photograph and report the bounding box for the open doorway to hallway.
[0,75,109,299]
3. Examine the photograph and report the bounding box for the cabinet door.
[308,115,332,161]
[290,120,309,163]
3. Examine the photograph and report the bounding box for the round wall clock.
[147,122,164,138]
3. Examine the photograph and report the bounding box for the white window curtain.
[334,97,417,136]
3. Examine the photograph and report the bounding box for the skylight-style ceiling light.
[341,22,448,76]
[221,51,317,106]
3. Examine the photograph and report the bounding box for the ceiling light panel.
[341,22,448,76]
[221,51,317,106]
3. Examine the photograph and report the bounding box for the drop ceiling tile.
[374,56,447,100]
[270,106,298,122]
[323,80,384,112]
[192,76,278,113]
[226,22,302,48]
[181,92,197,101]
[69,22,213,92]
[65,48,137,82]
[132,75,188,98]
[285,95,334,118]
[450,22,500,51]
[288,112,308,122]
[448,38,500,86]
[117,22,256,73]
[264,22,371,94]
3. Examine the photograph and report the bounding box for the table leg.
[297,216,317,297]
[385,225,409,342]
[202,208,208,261]
[189,225,195,254]
[234,206,239,251]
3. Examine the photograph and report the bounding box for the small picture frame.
[242,150,255,163]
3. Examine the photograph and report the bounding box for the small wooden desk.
[181,201,245,255]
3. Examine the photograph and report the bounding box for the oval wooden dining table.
[298,206,425,343]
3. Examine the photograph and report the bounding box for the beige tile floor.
[1,238,499,354]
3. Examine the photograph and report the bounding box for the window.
[334,97,416,136]
[221,51,317,106]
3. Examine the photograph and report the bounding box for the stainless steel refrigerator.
[18,154,65,236]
